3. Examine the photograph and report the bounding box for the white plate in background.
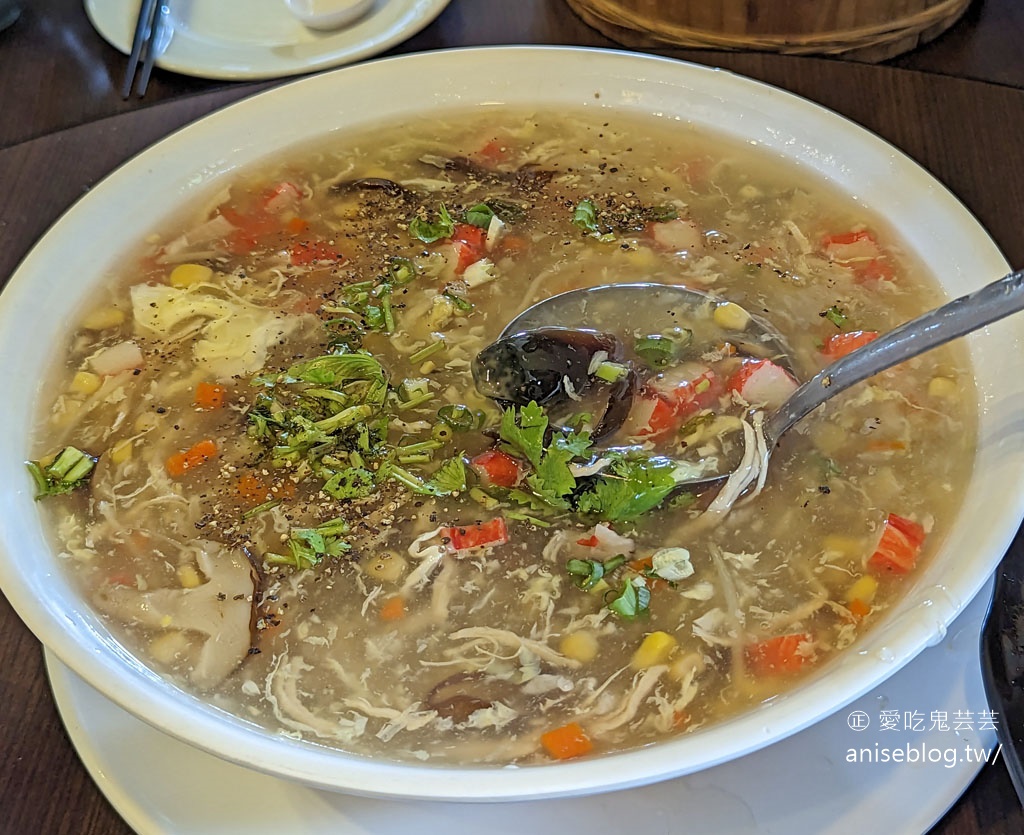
[83,0,450,80]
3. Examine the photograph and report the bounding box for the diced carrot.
[628,556,653,573]
[236,472,270,504]
[286,217,310,235]
[220,206,277,254]
[622,553,671,594]
[856,257,896,283]
[867,513,926,574]
[821,330,879,360]
[289,240,344,266]
[442,518,509,552]
[106,571,135,587]
[627,555,667,591]
[469,449,523,488]
[379,596,407,622]
[496,233,528,257]
[822,229,877,252]
[576,535,599,547]
[673,709,691,729]
[475,138,509,165]
[451,223,487,274]
[540,722,593,760]
[848,598,872,619]
[166,439,218,478]
[194,381,227,410]
[680,156,712,187]
[745,632,814,676]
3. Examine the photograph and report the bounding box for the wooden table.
[2,1,1024,832]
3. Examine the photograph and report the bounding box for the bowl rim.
[1,45,1022,801]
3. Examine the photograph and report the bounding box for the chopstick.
[121,0,166,99]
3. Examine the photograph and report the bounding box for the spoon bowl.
[504,282,796,374]
[480,270,1024,491]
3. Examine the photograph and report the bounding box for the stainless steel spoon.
[496,270,1024,489]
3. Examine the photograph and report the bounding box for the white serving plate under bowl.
[0,47,1022,803]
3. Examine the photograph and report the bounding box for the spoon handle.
[765,268,1024,444]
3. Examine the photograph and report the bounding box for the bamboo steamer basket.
[565,0,972,62]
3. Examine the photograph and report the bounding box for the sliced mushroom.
[472,327,638,441]
[330,177,419,201]
[426,671,520,722]
[94,540,256,689]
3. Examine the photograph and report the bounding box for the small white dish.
[285,0,375,31]
[83,0,450,80]
[46,582,997,834]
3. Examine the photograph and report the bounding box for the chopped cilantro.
[409,203,455,243]
[645,204,679,222]
[322,467,376,499]
[607,577,651,620]
[820,305,848,329]
[386,455,466,496]
[572,198,600,234]
[286,353,386,387]
[428,456,468,495]
[499,401,549,467]
[499,402,680,522]
[575,455,681,522]
[526,437,579,509]
[266,517,351,571]
[464,203,497,229]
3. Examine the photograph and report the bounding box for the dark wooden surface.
[2,1,1024,832]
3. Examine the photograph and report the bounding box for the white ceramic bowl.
[1,47,1022,802]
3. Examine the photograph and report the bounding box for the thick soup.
[29,109,974,765]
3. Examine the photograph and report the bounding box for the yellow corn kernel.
[52,399,83,428]
[81,307,126,331]
[427,295,456,330]
[177,564,203,589]
[70,371,102,396]
[846,574,879,605]
[169,263,213,288]
[631,630,678,669]
[149,631,189,666]
[625,246,659,269]
[419,361,436,375]
[110,439,134,465]
[560,630,599,664]
[927,376,959,399]
[332,199,363,220]
[713,301,751,331]
[822,534,864,557]
[668,651,706,682]
[159,614,173,628]
[134,412,160,432]
[364,550,407,584]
